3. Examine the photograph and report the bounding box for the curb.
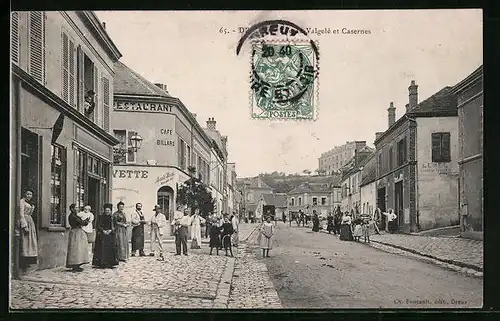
[214,256,235,308]
[318,229,483,274]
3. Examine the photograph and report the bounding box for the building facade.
[318,141,367,174]
[287,182,335,218]
[227,163,237,215]
[359,153,377,221]
[238,176,274,221]
[375,80,459,233]
[340,149,374,214]
[110,61,214,231]
[11,11,122,272]
[452,65,483,240]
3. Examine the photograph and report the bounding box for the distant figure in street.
[221,216,234,257]
[282,212,286,224]
[298,210,305,227]
[131,203,146,257]
[382,209,397,233]
[334,207,342,235]
[93,203,119,268]
[66,204,90,272]
[326,212,334,234]
[362,216,372,243]
[209,217,221,255]
[231,212,239,247]
[339,212,353,241]
[78,205,95,255]
[289,212,293,227]
[312,211,320,232]
[176,210,192,256]
[150,205,167,260]
[352,218,363,242]
[113,202,130,262]
[259,216,275,258]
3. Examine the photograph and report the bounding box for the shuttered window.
[102,77,110,131]
[11,11,19,64]
[77,46,84,112]
[93,65,99,124]
[431,132,451,163]
[62,32,77,106]
[68,40,76,106]
[62,33,69,102]
[28,11,45,84]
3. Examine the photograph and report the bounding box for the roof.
[246,176,273,190]
[288,182,332,194]
[331,173,343,187]
[407,86,458,115]
[341,151,374,179]
[275,194,288,207]
[360,154,377,186]
[247,203,258,212]
[452,65,483,94]
[262,194,276,206]
[114,61,173,97]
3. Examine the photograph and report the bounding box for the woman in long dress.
[66,204,90,272]
[326,213,334,234]
[18,189,38,268]
[312,212,320,232]
[190,209,205,249]
[259,216,275,258]
[92,203,119,268]
[339,212,353,241]
[113,202,130,262]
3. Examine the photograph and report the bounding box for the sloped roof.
[408,86,457,115]
[262,194,276,206]
[114,61,172,97]
[288,182,332,194]
[275,194,288,207]
[332,173,343,187]
[247,203,258,212]
[360,154,377,186]
[247,176,273,190]
[341,151,374,179]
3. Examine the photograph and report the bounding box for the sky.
[95,10,482,178]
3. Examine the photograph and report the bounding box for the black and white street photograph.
[9,9,483,310]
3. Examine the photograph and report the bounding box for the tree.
[176,166,215,218]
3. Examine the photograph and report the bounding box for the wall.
[288,192,333,217]
[417,116,459,230]
[360,181,376,215]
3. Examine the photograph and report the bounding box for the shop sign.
[113,169,149,179]
[113,101,175,113]
[157,128,175,147]
[155,172,175,185]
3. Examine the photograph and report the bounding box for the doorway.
[395,181,404,232]
[157,186,174,235]
[377,187,386,230]
[88,176,101,228]
[21,128,40,232]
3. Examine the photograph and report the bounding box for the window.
[113,130,126,164]
[187,145,191,169]
[378,153,383,173]
[61,31,77,107]
[388,147,393,170]
[127,131,137,163]
[50,144,66,225]
[432,132,451,163]
[298,197,302,206]
[75,148,109,213]
[28,11,45,84]
[77,49,99,122]
[291,198,295,206]
[312,197,318,206]
[397,137,407,166]
[11,11,19,64]
[101,77,110,131]
[178,138,186,169]
[321,197,327,205]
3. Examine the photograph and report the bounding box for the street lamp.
[129,133,143,152]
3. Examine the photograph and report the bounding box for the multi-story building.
[340,149,374,215]
[11,11,122,273]
[256,193,288,220]
[453,65,483,240]
[319,141,367,174]
[227,163,237,215]
[238,176,274,221]
[374,80,459,233]
[110,61,214,231]
[359,152,378,222]
[203,118,228,216]
[287,181,336,219]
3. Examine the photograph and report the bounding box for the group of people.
[207,213,239,256]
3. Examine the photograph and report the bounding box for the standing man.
[131,203,146,257]
[231,212,239,247]
[149,205,166,261]
[176,210,192,256]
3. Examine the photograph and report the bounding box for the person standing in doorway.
[176,210,192,256]
[17,189,38,270]
[382,209,397,233]
[259,216,275,258]
[131,203,146,257]
[92,203,119,268]
[150,205,166,261]
[114,202,130,262]
[78,205,95,256]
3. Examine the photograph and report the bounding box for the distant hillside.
[237,173,340,194]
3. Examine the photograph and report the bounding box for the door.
[377,187,386,229]
[87,176,101,229]
[21,128,40,233]
[394,181,403,232]
[157,186,174,235]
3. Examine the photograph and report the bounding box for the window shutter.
[102,77,110,131]
[11,11,19,64]
[68,39,76,107]
[61,32,69,103]
[93,65,99,123]
[442,133,451,161]
[77,46,84,112]
[28,11,45,84]
[431,133,441,162]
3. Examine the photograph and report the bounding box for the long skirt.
[20,215,38,258]
[339,224,353,241]
[131,225,145,252]
[116,226,129,261]
[327,222,334,232]
[259,233,274,250]
[92,231,119,267]
[66,228,90,268]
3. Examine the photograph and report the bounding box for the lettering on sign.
[158,128,175,147]
[155,172,176,185]
[114,101,175,113]
[113,170,149,179]
[160,129,173,135]
[420,162,452,174]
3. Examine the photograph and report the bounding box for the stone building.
[359,152,377,217]
[452,65,483,240]
[318,141,367,174]
[374,80,459,233]
[110,61,214,231]
[238,176,274,222]
[11,11,122,273]
[287,181,335,219]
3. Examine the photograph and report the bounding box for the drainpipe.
[13,78,21,279]
[406,115,419,231]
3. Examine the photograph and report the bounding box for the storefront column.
[12,80,21,279]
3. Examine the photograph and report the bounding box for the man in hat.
[176,209,192,256]
[149,205,167,260]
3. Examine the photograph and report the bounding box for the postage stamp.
[250,39,319,120]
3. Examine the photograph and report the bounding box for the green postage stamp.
[250,40,319,120]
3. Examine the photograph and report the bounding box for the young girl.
[259,216,275,258]
[209,218,221,256]
[221,216,234,257]
[352,218,363,242]
[362,217,372,243]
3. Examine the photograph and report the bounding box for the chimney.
[154,83,168,92]
[206,117,216,130]
[387,102,396,128]
[375,132,384,141]
[191,113,197,119]
[102,22,106,30]
[408,80,418,110]
[221,136,228,150]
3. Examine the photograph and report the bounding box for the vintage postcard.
[10,9,483,310]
